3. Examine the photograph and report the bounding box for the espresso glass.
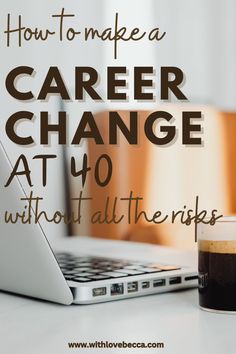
[198,217,236,313]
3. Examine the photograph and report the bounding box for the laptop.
[0,141,197,305]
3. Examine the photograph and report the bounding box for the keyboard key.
[74,272,94,277]
[148,263,165,268]
[90,258,109,262]
[100,267,115,272]
[112,262,130,267]
[57,259,73,264]
[137,267,163,273]
[72,277,92,282]
[109,266,123,270]
[64,275,76,281]
[128,262,148,266]
[56,252,71,256]
[71,267,92,272]
[96,262,111,266]
[118,269,145,275]
[76,257,93,262]
[87,275,111,280]
[60,265,77,269]
[62,270,78,275]
[87,269,104,273]
[74,262,92,267]
[100,272,129,278]
[123,265,140,270]
[148,263,180,270]
[157,265,181,271]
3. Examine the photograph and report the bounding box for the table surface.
[0,236,235,354]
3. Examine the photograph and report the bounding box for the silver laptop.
[0,141,197,305]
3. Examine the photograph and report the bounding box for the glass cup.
[198,216,236,313]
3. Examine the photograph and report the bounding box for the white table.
[0,237,235,354]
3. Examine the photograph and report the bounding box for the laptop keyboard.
[55,253,181,283]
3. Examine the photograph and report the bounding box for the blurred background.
[0,0,236,249]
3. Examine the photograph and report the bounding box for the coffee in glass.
[198,217,236,313]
